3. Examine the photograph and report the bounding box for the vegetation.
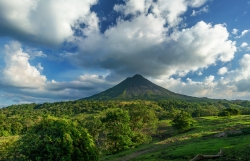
[103,115,250,161]
[2,75,250,160]
[101,108,134,153]
[19,117,98,161]
[171,111,193,132]
[1,99,250,160]
[218,108,240,116]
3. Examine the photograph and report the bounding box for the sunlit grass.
[105,115,250,161]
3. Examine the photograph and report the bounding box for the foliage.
[218,108,240,117]
[16,116,99,161]
[106,115,250,161]
[82,116,103,147]
[101,108,133,153]
[171,111,194,132]
[0,136,19,160]
[1,99,250,159]
[127,105,158,145]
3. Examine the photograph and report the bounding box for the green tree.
[218,108,240,117]
[172,111,193,132]
[101,108,133,153]
[128,105,158,145]
[16,116,99,161]
[83,116,103,146]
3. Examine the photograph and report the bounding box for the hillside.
[83,74,212,101]
[102,115,250,161]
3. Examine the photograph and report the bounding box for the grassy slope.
[102,115,250,161]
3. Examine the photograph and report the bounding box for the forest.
[1,99,250,160]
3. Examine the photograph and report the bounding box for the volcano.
[83,74,209,101]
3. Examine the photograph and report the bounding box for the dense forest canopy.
[1,99,250,137]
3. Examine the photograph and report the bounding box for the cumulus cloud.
[241,42,248,48]
[232,28,238,35]
[208,54,250,93]
[114,0,208,27]
[149,65,250,100]
[217,67,228,75]
[235,29,250,38]
[114,0,150,16]
[191,5,209,16]
[235,54,250,81]
[36,63,44,72]
[73,20,236,79]
[0,0,98,46]
[150,75,226,99]
[0,42,114,104]
[1,0,247,104]
[1,41,47,88]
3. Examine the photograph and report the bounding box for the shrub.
[171,111,193,132]
[16,116,99,161]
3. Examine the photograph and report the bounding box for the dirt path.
[113,146,163,161]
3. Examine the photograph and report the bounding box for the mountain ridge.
[82,74,213,102]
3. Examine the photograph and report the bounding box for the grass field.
[102,115,250,161]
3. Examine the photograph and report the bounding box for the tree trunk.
[190,149,223,161]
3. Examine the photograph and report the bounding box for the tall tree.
[101,108,133,153]
[128,105,158,145]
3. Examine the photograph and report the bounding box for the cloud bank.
[0,0,249,105]
[0,0,98,46]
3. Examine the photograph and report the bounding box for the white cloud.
[232,28,238,35]
[188,0,207,7]
[24,49,47,59]
[114,0,208,27]
[3,0,249,103]
[241,42,248,48]
[217,67,228,75]
[235,29,250,38]
[227,54,250,93]
[36,63,44,72]
[191,5,209,16]
[1,41,47,88]
[241,30,250,36]
[74,20,236,78]
[0,0,98,46]
[0,41,114,103]
[151,75,223,99]
[149,68,250,100]
[197,71,203,76]
[114,0,149,16]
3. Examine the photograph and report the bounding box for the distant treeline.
[1,99,250,137]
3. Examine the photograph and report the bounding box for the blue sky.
[0,0,250,107]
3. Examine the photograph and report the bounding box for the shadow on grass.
[103,115,250,161]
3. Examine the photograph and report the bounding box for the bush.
[171,111,193,132]
[218,108,240,117]
[16,116,99,161]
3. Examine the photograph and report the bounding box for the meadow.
[102,115,250,161]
